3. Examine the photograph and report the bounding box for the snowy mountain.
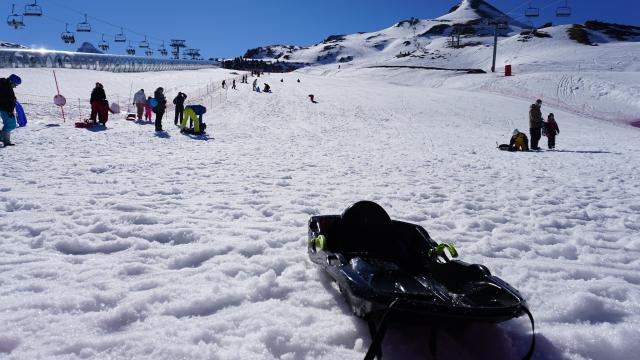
[242,0,639,71]
[76,41,103,54]
[0,40,29,49]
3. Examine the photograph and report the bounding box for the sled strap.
[364,298,399,360]
[427,243,458,259]
[521,306,536,360]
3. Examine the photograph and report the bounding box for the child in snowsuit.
[544,113,560,149]
[509,129,529,151]
[144,97,153,121]
[0,74,21,146]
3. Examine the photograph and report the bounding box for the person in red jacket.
[545,113,560,150]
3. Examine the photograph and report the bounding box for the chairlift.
[7,4,25,29]
[126,42,136,55]
[98,34,109,51]
[525,2,540,18]
[76,13,91,32]
[61,23,75,44]
[556,1,571,17]
[158,41,168,56]
[23,1,42,16]
[145,49,153,57]
[139,36,149,48]
[115,27,126,42]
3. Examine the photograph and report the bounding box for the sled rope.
[521,306,536,360]
[364,298,399,360]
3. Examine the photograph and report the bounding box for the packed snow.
[1,60,639,360]
[2,0,640,357]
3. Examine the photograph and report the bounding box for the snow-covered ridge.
[241,0,639,72]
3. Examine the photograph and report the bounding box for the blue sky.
[2,0,638,59]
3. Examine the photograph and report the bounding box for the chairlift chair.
[126,42,136,55]
[556,1,571,17]
[7,4,25,29]
[145,49,153,57]
[61,23,75,44]
[76,14,91,32]
[23,1,42,16]
[525,2,540,18]
[139,36,149,48]
[158,42,168,56]
[115,27,126,42]
[98,34,109,51]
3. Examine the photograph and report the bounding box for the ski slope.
[1,65,640,360]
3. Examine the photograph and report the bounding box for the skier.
[133,88,146,120]
[144,96,153,121]
[509,129,529,151]
[153,87,167,132]
[173,92,187,125]
[90,82,110,126]
[0,74,21,147]
[529,99,544,150]
[544,113,560,150]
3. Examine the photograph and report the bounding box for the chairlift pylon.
[525,2,540,18]
[23,1,42,17]
[7,4,25,29]
[114,27,126,43]
[61,23,75,44]
[556,0,571,17]
[126,41,136,55]
[139,35,149,48]
[98,34,109,51]
[76,13,91,32]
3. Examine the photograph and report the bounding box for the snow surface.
[1,55,640,360]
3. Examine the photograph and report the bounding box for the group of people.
[509,99,560,151]
[0,74,21,147]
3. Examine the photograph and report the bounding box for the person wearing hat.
[529,99,544,150]
[0,74,21,146]
[509,129,529,151]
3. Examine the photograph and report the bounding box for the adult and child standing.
[0,74,21,147]
[90,82,113,126]
[530,99,560,150]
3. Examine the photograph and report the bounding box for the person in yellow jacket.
[509,129,529,151]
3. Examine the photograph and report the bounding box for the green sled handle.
[309,235,327,251]
[427,243,458,259]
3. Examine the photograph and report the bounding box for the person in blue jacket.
[0,74,21,147]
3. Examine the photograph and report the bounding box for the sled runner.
[308,201,535,360]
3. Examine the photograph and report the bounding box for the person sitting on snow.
[263,83,271,93]
[509,129,529,151]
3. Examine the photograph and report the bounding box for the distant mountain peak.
[77,42,103,54]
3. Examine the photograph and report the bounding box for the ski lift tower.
[489,17,508,73]
[169,39,186,60]
[185,48,200,60]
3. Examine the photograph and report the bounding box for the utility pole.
[489,18,508,73]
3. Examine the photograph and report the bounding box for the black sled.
[307,201,535,360]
